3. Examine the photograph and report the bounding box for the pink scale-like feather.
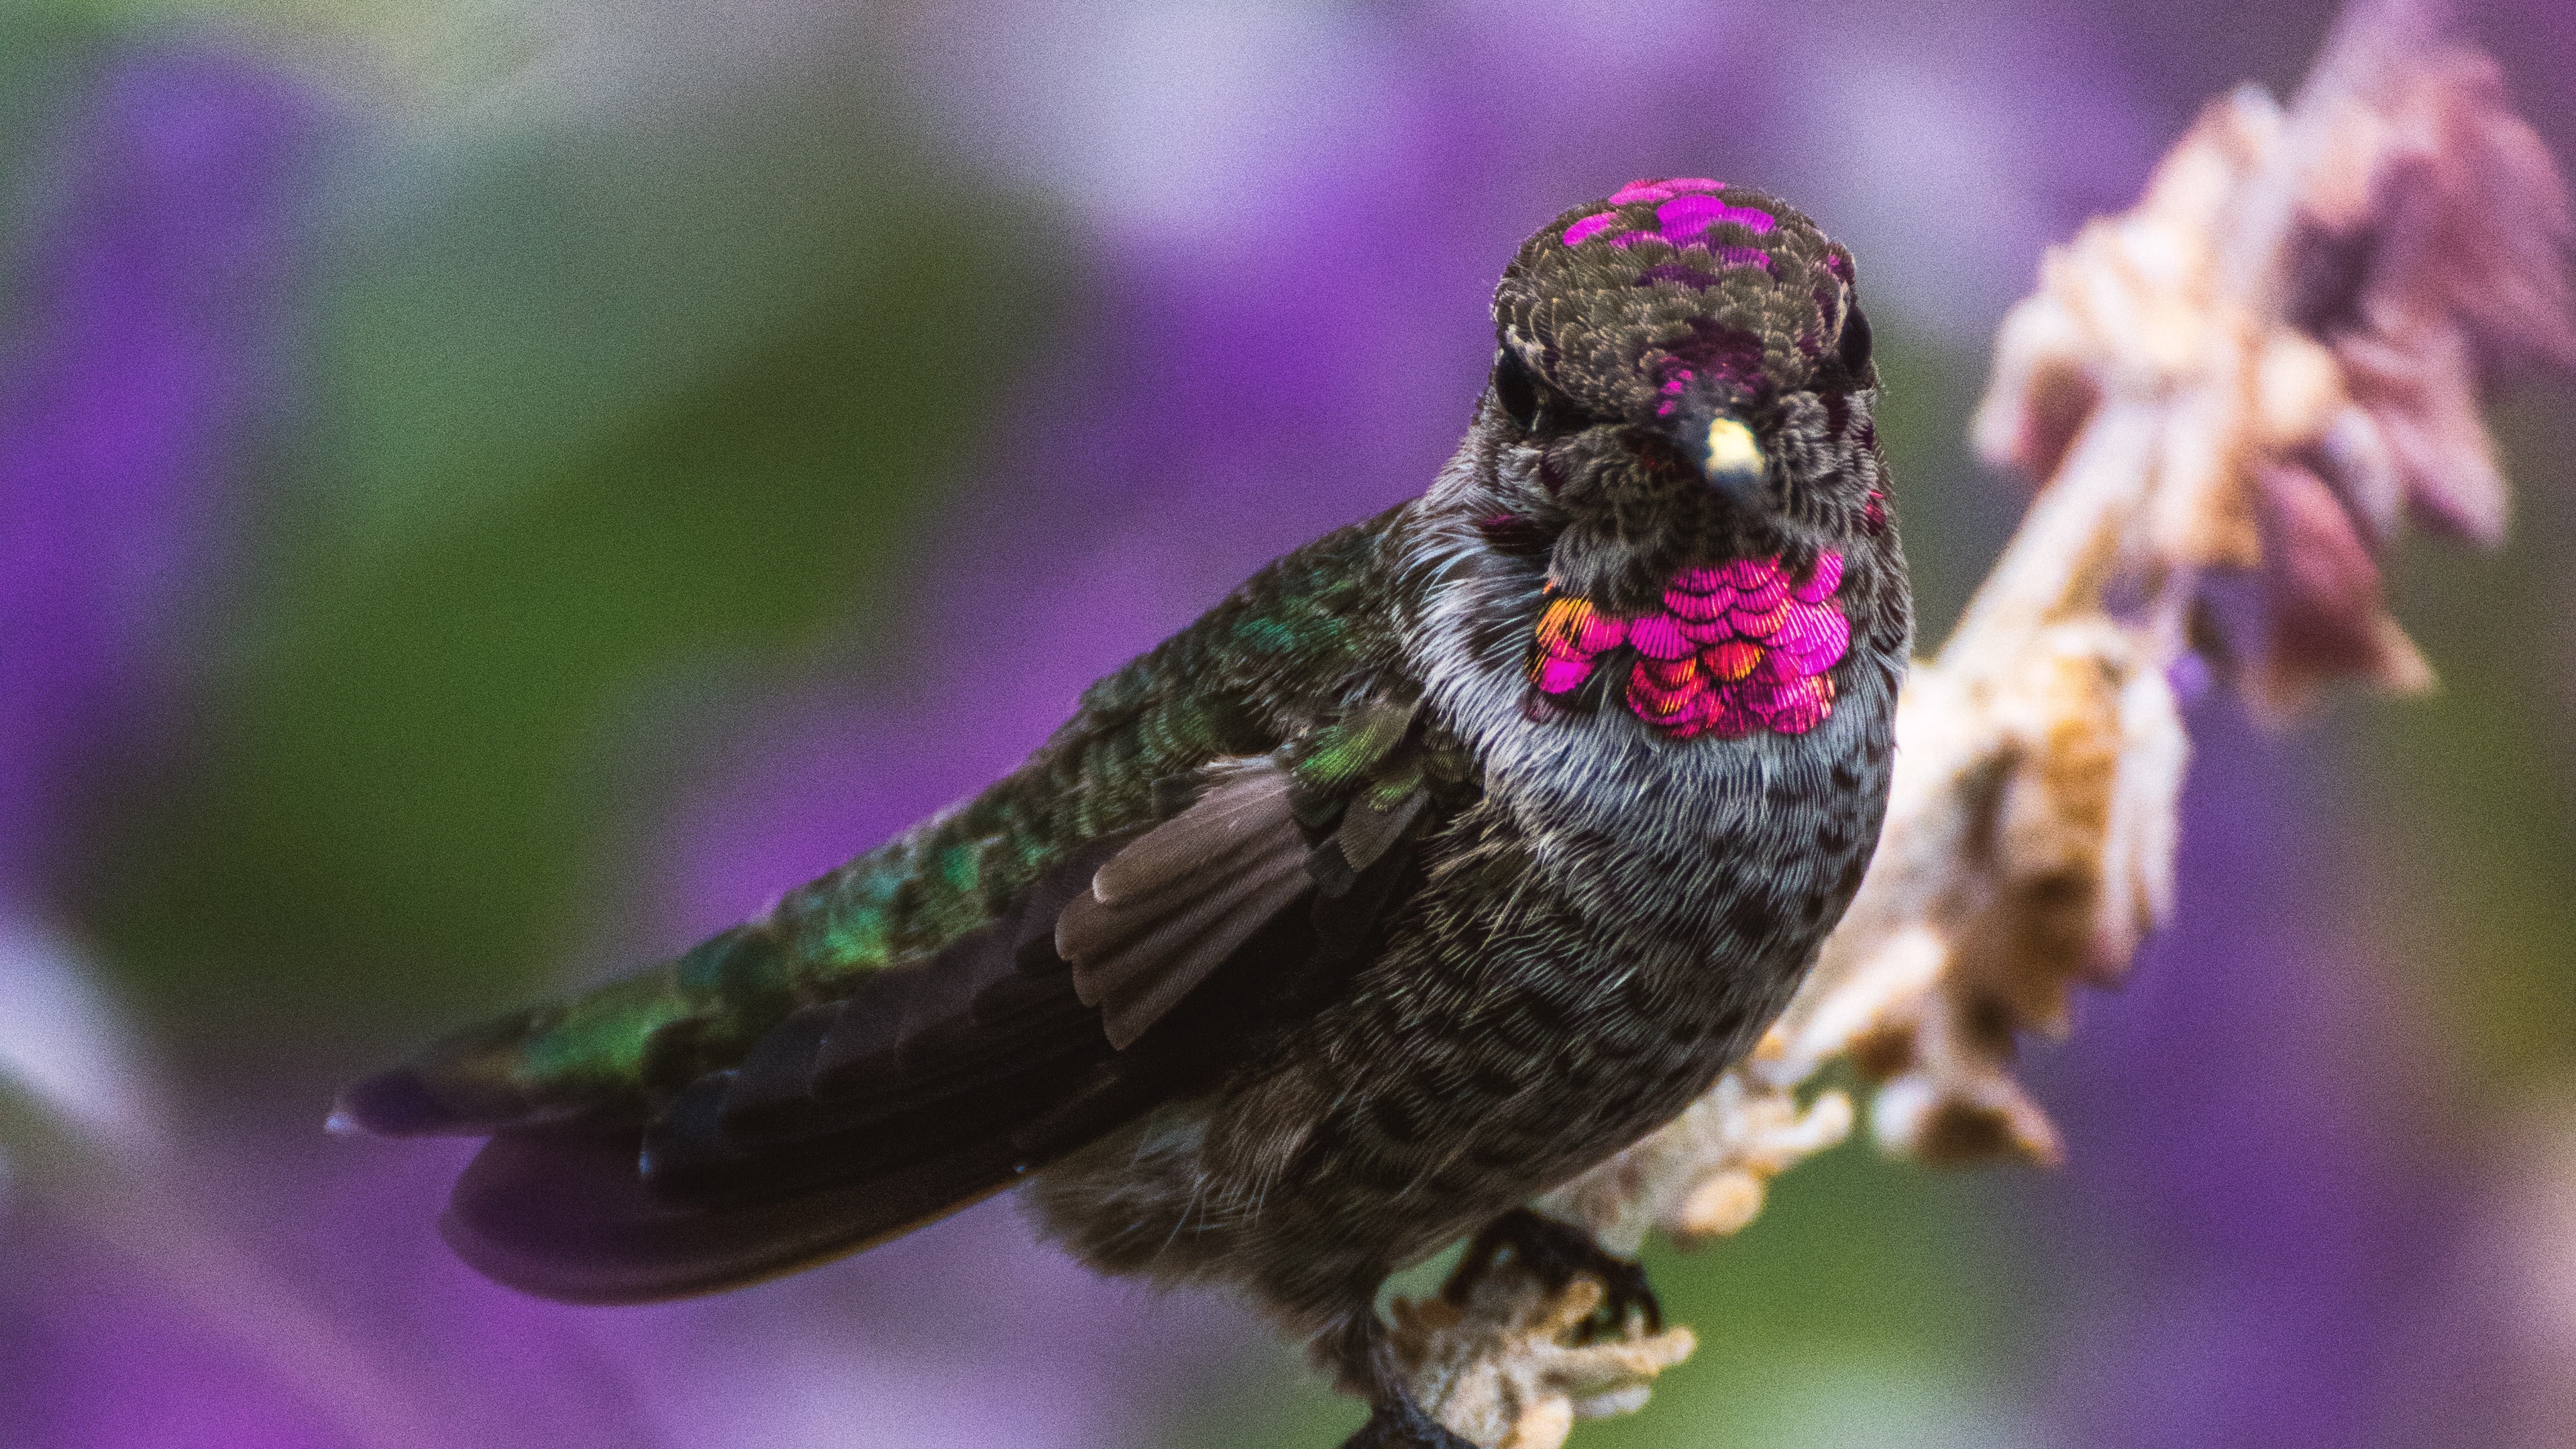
[1626,667,1701,720]
[1638,655,1700,689]
[1664,585,1735,621]
[1717,557,1771,590]
[1650,195,1777,245]
[1736,570,1790,612]
[1731,598,1794,637]
[1628,694,1697,725]
[1574,611,1627,654]
[1534,655,1595,696]
[1541,636,1591,667]
[1608,177,1722,205]
[1756,677,1833,734]
[1704,639,1763,682]
[1738,676,1788,710]
[1793,552,1844,602]
[1627,613,1693,660]
[1676,616,1735,646]
[1773,602,1850,672]
[1702,693,1756,738]
[1772,641,1829,680]
[1562,212,1618,246]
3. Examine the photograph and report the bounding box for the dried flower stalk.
[1387,3,2573,1441]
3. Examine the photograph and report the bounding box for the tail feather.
[440,1122,1026,1305]
[332,1009,557,1136]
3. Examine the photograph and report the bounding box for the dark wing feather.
[1089,763,1296,908]
[441,1120,1028,1305]
[1334,791,1426,875]
[440,757,1432,1305]
[1091,853,1311,1049]
[1058,762,1318,1048]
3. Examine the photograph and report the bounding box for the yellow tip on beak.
[1703,418,1762,477]
[1699,417,1766,505]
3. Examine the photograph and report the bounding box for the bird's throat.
[1525,552,1850,739]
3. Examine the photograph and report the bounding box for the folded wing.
[439,757,1428,1303]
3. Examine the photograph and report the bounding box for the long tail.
[435,1122,1030,1304]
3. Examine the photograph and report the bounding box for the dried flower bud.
[1972,24,2570,712]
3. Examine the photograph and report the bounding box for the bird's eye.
[1535,394,1602,434]
[1493,348,1542,430]
[1495,346,1607,435]
[1836,304,1873,378]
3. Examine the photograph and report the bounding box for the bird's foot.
[1441,1206,1661,1344]
[1336,1395,1478,1449]
[1322,1306,1476,1449]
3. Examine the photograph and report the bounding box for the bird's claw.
[1336,1396,1478,1449]
[1441,1206,1662,1343]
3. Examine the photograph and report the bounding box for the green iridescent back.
[394,512,1408,1132]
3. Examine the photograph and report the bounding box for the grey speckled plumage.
[337,179,1909,1449]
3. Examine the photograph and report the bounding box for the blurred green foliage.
[2359,384,2576,1092]
[1861,336,2019,647]
[76,60,1059,1071]
[0,15,113,319]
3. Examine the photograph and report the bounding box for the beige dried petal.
[2092,659,2190,975]
[1676,1170,1768,1239]
[1770,925,1945,1085]
[1977,631,2135,1032]
[1869,1073,2056,1167]
[1542,1070,1854,1257]
[2254,328,2349,451]
[1974,327,2100,482]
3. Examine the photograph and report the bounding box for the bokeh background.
[3,1,2572,1446]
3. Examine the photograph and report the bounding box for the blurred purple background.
[1,2,2571,1446]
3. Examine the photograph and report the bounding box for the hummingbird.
[336,178,1908,1449]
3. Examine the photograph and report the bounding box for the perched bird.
[336,178,1909,1449]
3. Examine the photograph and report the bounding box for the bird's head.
[1440,179,1900,740]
